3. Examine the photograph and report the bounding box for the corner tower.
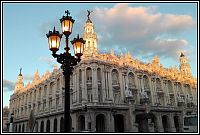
[179,52,192,76]
[83,10,98,57]
[14,68,24,93]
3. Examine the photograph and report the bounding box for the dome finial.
[19,68,22,76]
[180,52,185,57]
[86,10,93,23]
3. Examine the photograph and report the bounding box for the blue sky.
[2,2,197,107]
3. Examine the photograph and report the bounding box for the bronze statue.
[87,10,93,20]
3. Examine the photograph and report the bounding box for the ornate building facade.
[8,14,197,133]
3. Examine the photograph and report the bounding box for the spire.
[86,10,93,23]
[33,69,40,82]
[83,10,98,57]
[14,68,24,93]
[180,52,185,57]
[179,52,192,76]
[19,68,22,76]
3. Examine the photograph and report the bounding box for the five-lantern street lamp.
[46,10,85,132]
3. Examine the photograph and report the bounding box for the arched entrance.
[60,117,64,132]
[46,120,50,132]
[19,124,21,132]
[22,124,25,132]
[96,114,105,132]
[78,115,85,131]
[35,121,38,132]
[162,115,169,132]
[136,113,156,132]
[54,118,57,132]
[40,121,44,132]
[15,125,17,132]
[174,116,180,132]
[114,114,124,132]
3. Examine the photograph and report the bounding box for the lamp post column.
[64,72,71,132]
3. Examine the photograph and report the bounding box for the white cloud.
[92,3,196,60]
[3,79,15,92]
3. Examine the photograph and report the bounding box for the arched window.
[156,78,161,91]
[128,72,135,88]
[112,69,120,104]
[112,69,119,86]
[143,75,150,90]
[39,87,42,100]
[86,68,92,82]
[44,85,47,97]
[34,90,36,101]
[57,78,60,90]
[168,81,173,93]
[50,82,54,94]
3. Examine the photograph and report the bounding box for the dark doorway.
[78,115,85,131]
[136,114,149,132]
[162,115,169,132]
[22,124,25,132]
[40,121,44,132]
[96,114,105,132]
[174,116,180,132]
[19,125,21,132]
[46,120,50,132]
[54,118,57,132]
[60,117,64,132]
[114,114,124,132]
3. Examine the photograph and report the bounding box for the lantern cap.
[46,26,62,38]
[60,10,75,23]
[70,34,86,44]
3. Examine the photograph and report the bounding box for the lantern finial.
[65,10,70,16]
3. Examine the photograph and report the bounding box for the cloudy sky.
[2,2,197,107]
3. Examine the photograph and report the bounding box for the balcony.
[86,80,92,84]
[144,87,150,92]
[98,80,101,84]
[156,88,164,95]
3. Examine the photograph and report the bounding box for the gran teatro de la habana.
[8,12,197,133]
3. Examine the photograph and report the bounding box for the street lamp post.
[46,10,85,132]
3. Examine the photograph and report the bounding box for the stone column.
[77,70,80,103]
[38,120,41,132]
[128,105,137,132]
[57,117,60,132]
[92,67,98,103]
[71,113,76,132]
[82,68,87,103]
[107,112,114,132]
[90,112,96,132]
[50,118,53,132]
[150,78,155,105]
[101,66,106,102]
[137,74,142,104]
[108,71,113,102]
[156,113,164,132]
[163,80,167,106]
[119,71,125,103]
[169,113,176,132]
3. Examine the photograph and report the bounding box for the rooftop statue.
[87,10,93,21]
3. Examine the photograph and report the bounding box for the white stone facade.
[8,14,197,133]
